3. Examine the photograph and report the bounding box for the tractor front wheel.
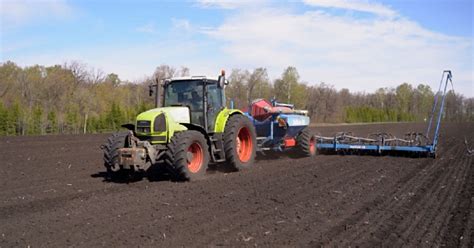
[103,132,130,178]
[165,131,209,181]
[223,115,257,171]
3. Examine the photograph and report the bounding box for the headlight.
[136,120,151,133]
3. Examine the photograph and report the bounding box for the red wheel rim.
[187,142,203,173]
[236,127,253,162]
[309,136,316,154]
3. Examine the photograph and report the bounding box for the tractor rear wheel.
[103,132,129,176]
[296,127,316,157]
[165,130,209,181]
[223,115,257,171]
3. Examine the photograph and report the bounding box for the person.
[190,91,203,110]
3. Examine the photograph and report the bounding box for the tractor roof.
[167,76,219,82]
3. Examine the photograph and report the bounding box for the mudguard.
[214,108,243,133]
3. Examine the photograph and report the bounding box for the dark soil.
[0,122,472,247]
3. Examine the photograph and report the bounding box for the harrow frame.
[315,70,453,158]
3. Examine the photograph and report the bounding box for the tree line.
[0,61,472,136]
[226,66,473,123]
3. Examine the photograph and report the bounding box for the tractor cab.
[162,76,225,132]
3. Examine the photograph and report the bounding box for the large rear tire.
[296,127,316,157]
[223,115,257,171]
[165,130,209,181]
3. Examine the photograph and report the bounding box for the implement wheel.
[224,115,257,171]
[165,130,209,181]
[296,127,317,157]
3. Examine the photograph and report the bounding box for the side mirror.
[149,85,154,96]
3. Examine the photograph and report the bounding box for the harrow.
[315,70,453,158]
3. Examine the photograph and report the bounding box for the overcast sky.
[1,0,473,96]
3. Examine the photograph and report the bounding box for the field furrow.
[0,122,472,247]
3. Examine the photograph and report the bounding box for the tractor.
[102,71,315,181]
[103,71,256,180]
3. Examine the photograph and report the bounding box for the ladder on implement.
[315,70,453,158]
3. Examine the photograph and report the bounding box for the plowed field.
[1,122,472,247]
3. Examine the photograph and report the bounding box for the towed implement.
[245,99,316,157]
[315,70,453,158]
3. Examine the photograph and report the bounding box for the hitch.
[118,147,149,171]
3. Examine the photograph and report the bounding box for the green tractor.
[102,71,257,180]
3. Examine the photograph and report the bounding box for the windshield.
[164,80,204,110]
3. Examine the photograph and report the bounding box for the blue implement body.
[245,99,310,151]
[317,143,434,153]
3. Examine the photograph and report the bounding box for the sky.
[1,0,473,96]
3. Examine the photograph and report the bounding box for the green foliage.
[105,73,120,87]
[344,106,415,123]
[47,111,58,133]
[226,69,249,109]
[396,83,412,111]
[0,61,471,136]
[86,115,107,133]
[29,105,44,135]
[247,68,272,105]
[106,102,125,131]
[0,102,7,135]
[7,102,21,135]
[274,66,300,104]
[66,106,80,134]
[136,101,152,114]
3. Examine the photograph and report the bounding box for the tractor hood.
[135,106,190,143]
[137,106,190,124]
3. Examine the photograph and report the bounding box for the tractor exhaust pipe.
[155,77,160,108]
[149,78,161,108]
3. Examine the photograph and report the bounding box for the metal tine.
[313,71,450,158]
